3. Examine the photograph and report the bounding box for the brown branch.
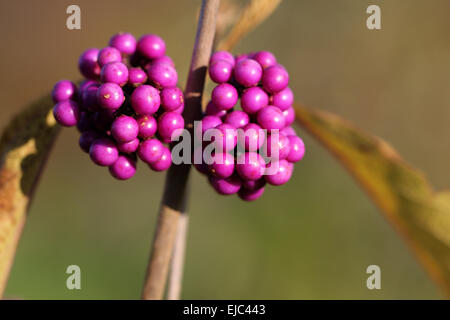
[0,95,60,297]
[140,0,220,300]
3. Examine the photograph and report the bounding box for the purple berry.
[111,115,139,143]
[97,83,124,110]
[128,67,148,86]
[286,135,305,163]
[241,87,268,114]
[238,187,265,201]
[89,138,119,166]
[81,83,101,111]
[233,59,262,87]
[225,110,249,128]
[265,159,293,186]
[270,87,293,111]
[283,106,295,126]
[109,32,137,55]
[97,47,122,67]
[241,178,266,191]
[205,101,227,119]
[210,51,235,67]
[131,85,160,115]
[152,55,175,67]
[264,132,291,160]
[209,59,233,83]
[100,62,129,86]
[257,105,285,130]
[236,152,266,181]
[150,146,172,171]
[211,83,238,110]
[262,65,289,93]
[78,48,101,79]
[208,152,235,179]
[199,115,222,138]
[79,80,98,94]
[157,111,185,142]
[210,175,242,195]
[109,155,136,180]
[137,34,166,60]
[138,138,164,164]
[53,100,80,127]
[237,123,265,151]
[235,54,249,64]
[79,130,99,153]
[147,62,178,88]
[117,138,140,153]
[52,80,77,103]
[160,87,184,111]
[280,126,297,137]
[253,51,277,69]
[211,123,237,152]
[137,115,157,139]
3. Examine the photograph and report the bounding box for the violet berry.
[128,67,148,86]
[53,100,80,127]
[205,101,227,119]
[97,82,124,110]
[52,80,77,103]
[209,59,233,83]
[233,59,262,87]
[78,48,101,80]
[208,152,235,179]
[138,138,164,164]
[109,32,137,55]
[210,175,242,195]
[160,87,184,111]
[89,138,119,166]
[283,106,295,127]
[150,146,172,171]
[257,105,285,130]
[211,123,237,152]
[109,155,136,180]
[270,87,293,111]
[137,34,166,60]
[117,138,140,154]
[265,159,293,186]
[264,132,291,160]
[210,51,235,67]
[82,83,101,111]
[137,115,158,139]
[237,123,265,152]
[79,130,99,153]
[157,111,185,142]
[111,115,139,143]
[131,85,160,115]
[211,83,238,110]
[147,62,178,88]
[241,87,269,115]
[253,51,277,69]
[238,187,265,201]
[100,61,129,86]
[97,47,122,67]
[286,135,305,163]
[262,65,289,93]
[236,152,266,181]
[225,110,249,128]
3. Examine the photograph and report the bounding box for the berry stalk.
[141,0,220,300]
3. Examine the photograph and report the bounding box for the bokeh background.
[1,0,449,299]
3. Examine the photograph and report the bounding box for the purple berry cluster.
[197,50,305,201]
[52,32,184,180]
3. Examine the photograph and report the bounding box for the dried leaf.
[217,0,282,52]
[295,103,450,297]
[0,96,59,296]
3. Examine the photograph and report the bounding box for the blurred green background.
[1,0,449,299]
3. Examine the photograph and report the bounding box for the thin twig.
[141,0,220,300]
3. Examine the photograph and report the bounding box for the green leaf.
[294,103,450,297]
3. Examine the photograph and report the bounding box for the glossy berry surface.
[225,110,249,129]
[137,34,166,60]
[236,152,266,181]
[212,123,237,152]
[211,83,238,110]
[97,83,124,110]
[265,160,293,186]
[241,87,268,115]
[270,86,293,111]
[265,132,291,160]
[160,87,184,111]
[253,51,277,69]
[109,32,137,55]
[89,138,119,166]
[111,115,139,143]
[233,59,262,87]
[52,80,77,103]
[53,100,80,127]
[147,62,178,88]
[100,61,129,86]
[208,152,235,179]
[109,155,136,180]
[262,65,289,93]
[97,47,122,67]
[286,135,305,163]
[210,51,235,67]
[257,105,285,130]
[128,67,147,86]
[137,115,157,139]
[210,175,242,195]
[138,138,164,164]
[149,146,172,171]
[157,111,185,142]
[237,123,265,151]
[131,85,160,115]
[78,48,101,80]
[209,59,233,83]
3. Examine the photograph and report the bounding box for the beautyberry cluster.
[197,50,305,201]
[52,33,184,180]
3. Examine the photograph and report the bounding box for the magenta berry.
[210,51,235,67]
[152,55,175,67]
[53,100,80,127]
[283,106,295,127]
[225,110,249,128]
[209,59,233,83]
[205,101,227,119]
[138,138,164,164]
[97,47,122,67]
[78,48,101,80]
[82,83,101,111]
[160,87,184,111]
[211,123,237,152]
[237,123,265,152]
[100,61,129,86]
[253,51,277,69]
[262,65,289,93]
[117,138,140,153]
[111,115,139,143]
[89,138,119,166]
[52,80,77,103]
[137,34,166,60]
[208,152,235,179]
[137,115,157,139]
[211,83,238,110]
[238,187,265,201]
[265,159,293,186]
[236,152,266,181]
[200,115,222,136]
[147,62,178,88]
[257,105,285,130]
[157,111,185,142]
[79,130,99,153]
[150,146,172,171]
[264,132,291,160]
[270,87,293,111]
[241,178,266,191]
[128,67,148,86]
[109,32,137,55]
[241,87,268,114]
[233,59,262,87]
[131,85,160,115]
[286,135,305,163]
[210,175,242,195]
[280,126,296,137]
[109,155,136,180]
[97,82,124,110]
